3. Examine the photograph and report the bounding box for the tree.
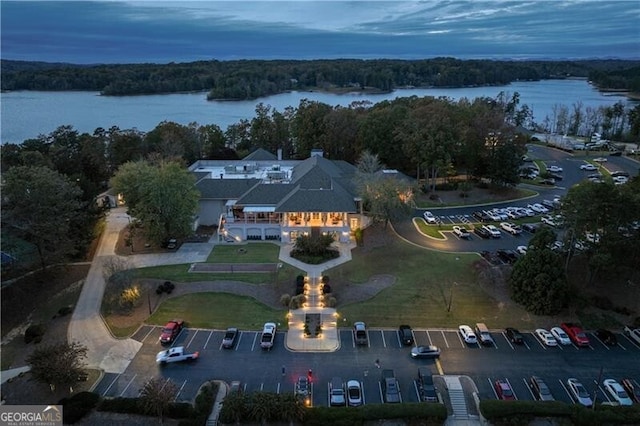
[509,227,568,315]
[2,166,84,270]
[139,377,179,425]
[26,342,88,392]
[111,160,200,244]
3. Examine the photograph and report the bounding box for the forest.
[2,58,639,100]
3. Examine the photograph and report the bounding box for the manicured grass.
[414,188,537,208]
[206,242,280,263]
[134,263,302,285]
[414,218,448,239]
[146,293,286,330]
[327,236,534,329]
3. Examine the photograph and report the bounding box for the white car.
[528,203,549,214]
[593,157,607,163]
[541,216,557,227]
[500,222,522,235]
[156,346,199,364]
[423,211,437,224]
[547,165,563,173]
[519,207,536,217]
[613,176,629,184]
[346,380,363,406]
[567,378,593,407]
[452,226,471,239]
[535,329,558,346]
[585,232,601,244]
[491,209,509,220]
[484,210,502,221]
[482,225,501,238]
[580,163,597,171]
[516,245,528,255]
[459,325,478,344]
[603,379,633,406]
[550,327,571,345]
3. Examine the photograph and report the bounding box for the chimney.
[277,148,282,161]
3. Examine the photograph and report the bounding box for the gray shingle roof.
[196,178,259,199]
[235,183,295,205]
[243,148,277,161]
[276,180,356,213]
[290,155,345,183]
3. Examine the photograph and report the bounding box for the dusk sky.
[2,1,639,64]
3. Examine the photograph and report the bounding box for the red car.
[495,379,515,400]
[560,322,590,347]
[160,320,184,345]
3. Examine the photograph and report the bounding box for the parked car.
[353,322,368,346]
[496,249,518,264]
[474,227,491,239]
[567,378,593,407]
[547,165,563,173]
[423,211,438,224]
[560,322,590,347]
[156,346,199,365]
[548,173,563,181]
[595,329,618,346]
[494,379,515,400]
[516,246,528,256]
[550,327,571,345]
[621,378,640,403]
[539,178,556,185]
[624,325,640,345]
[459,325,478,344]
[381,369,401,403]
[541,215,558,227]
[611,170,630,178]
[329,377,346,406]
[411,345,441,359]
[541,199,556,210]
[505,327,524,345]
[398,325,414,346]
[535,328,557,346]
[500,222,522,235]
[346,380,363,406]
[530,376,554,401]
[593,157,607,163]
[603,379,633,406]
[482,224,501,238]
[472,211,491,222]
[452,225,471,239]
[295,376,311,406]
[522,223,540,233]
[528,203,549,214]
[160,319,184,345]
[222,327,239,349]
[417,367,438,403]
[580,163,597,171]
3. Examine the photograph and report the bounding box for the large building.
[189,149,369,243]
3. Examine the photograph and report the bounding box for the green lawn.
[206,242,280,263]
[147,293,286,330]
[326,236,534,329]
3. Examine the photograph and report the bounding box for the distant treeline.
[2,58,639,100]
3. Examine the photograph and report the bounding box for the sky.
[1,1,639,64]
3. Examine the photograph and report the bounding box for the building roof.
[196,178,259,199]
[276,181,356,213]
[243,148,277,161]
[235,183,295,205]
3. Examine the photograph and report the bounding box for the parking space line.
[360,381,366,405]
[426,330,433,346]
[598,385,612,403]
[251,332,258,351]
[617,342,627,350]
[523,339,531,350]
[506,378,517,400]
[488,378,498,399]
[175,380,187,401]
[378,382,384,403]
[558,379,575,403]
[621,334,640,350]
[103,374,120,396]
[435,359,444,375]
[186,330,198,349]
[141,327,155,343]
[441,331,449,348]
[455,332,466,348]
[260,382,264,391]
[410,329,417,347]
[501,332,514,350]
[234,331,243,351]
[120,374,137,397]
[523,378,535,399]
[276,382,281,394]
[395,330,402,348]
[381,330,386,348]
[203,330,213,349]
[531,333,547,350]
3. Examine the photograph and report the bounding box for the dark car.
[595,329,617,346]
[529,376,554,401]
[522,223,539,233]
[609,151,622,157]
[540,178,556,185]
[497,249,519,264]
[621,378,640,403]
[398,325,414,346]
[611,170,630,178]
[548,173,563,181]
[417,367,438,403]
[505,327,524,344]
[472,211,491,222]
[160,319,184,345]
[222,327,239,348]
[474,227,491,239]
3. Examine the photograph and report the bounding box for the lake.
[1,79,636,144]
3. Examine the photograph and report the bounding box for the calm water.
[1,79,636,144]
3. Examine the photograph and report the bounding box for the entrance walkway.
[280,242,355,352]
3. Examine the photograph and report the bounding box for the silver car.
[567,378,593,407]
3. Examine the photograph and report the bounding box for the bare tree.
[26,342,88,392]
[139,377,179,425]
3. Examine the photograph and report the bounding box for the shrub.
[296,275,305,286]
[98,397,141,414]
[591,295,614,311]
[59,391,100,424]
[290,295,306,309]
[119,285,141,310]
[325,296,337,308]
[322,283,332,294]
[57,306,73,317]
[280,294,291,307]
[24,324,46,344]
[321,276,330,284]
[165,402,193,419]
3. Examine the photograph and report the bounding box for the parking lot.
[93,324,640,409]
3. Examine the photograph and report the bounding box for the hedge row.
[302,403,447,426]
[480,400,640,426]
